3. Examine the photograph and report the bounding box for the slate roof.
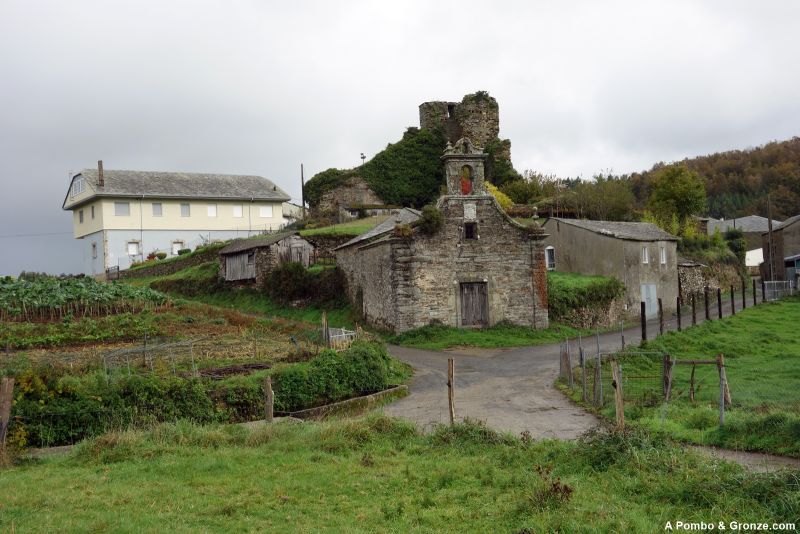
[708,215,782,234]
[66,169,290,207]
[548,218,678,241]
[772,214,800,231]
[219,231,299,255]
[335,208,422,250]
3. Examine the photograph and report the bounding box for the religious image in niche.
[460,165,473,195]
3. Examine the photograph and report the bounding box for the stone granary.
[335,138,549,333]
[540,218,679,319]
[219,231,314,286]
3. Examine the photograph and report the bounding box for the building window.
[660,245,666,265]
[91,205,95,219]
[180,203,191,217]
[464,222,477,239]
[78,209,84,223]
[546,246,556,270]
[207,204,217,217]
[642,245,649,264]
[115,202,130,216]
[259,205,273,218]
[247,252,255,265]
[91,242,97,259]
[233,205,243,218]
[72,176,85,197]
[152,203,163,217]
[172,241,185,256]
[127,241,140,256]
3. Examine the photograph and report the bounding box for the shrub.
[546,272,625,323]
[146,251,158,261]
[264,262,308,302]
[156,252,167,260]
[177,248,191,255]
[418,205,443,236]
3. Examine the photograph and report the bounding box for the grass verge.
[1,418,797,533]
[564,296,800,457]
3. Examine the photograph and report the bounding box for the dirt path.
[382,344,600,439]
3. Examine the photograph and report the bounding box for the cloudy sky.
[1,0,799,275]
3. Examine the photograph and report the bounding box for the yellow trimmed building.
[62,162,290,275]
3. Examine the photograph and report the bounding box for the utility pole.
[300,163,306,219]
[766,194,775,282]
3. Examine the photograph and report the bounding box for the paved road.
[383,288,765,439]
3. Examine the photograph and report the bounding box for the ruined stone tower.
[419,92,500,148]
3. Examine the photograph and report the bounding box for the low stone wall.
[120,245,223,279]
[303,234,353,262]
[679,263,742,300]
[557,298,626,329]
[278,385,409,420]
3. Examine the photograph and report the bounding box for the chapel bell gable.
[442,137,488,196]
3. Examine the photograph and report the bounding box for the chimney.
[98,160,104,187]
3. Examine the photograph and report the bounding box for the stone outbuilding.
[335,138,549,333]
[219,231,314,285]
[707,215,782,250]
[540,218,679,318]
[762,214,800,281]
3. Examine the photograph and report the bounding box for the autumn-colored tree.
[647,165,706,228]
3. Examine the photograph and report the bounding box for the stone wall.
[120,245,223,279]
[338,195,549,333]
[317,176,383,214]
[304,234,353,262]
[558,297,626,329]
[418,93,501,150]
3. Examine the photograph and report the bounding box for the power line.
[0,231,73,239]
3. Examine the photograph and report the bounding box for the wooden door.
[460,282,488,327]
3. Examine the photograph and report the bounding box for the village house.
[335,138,549,333]
[218,232,314,286]
[540,218,679,318]
[762,214,800,282]
[62,162,290,275]
[707,215,782,250]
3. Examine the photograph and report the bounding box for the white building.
[62,162,290,275]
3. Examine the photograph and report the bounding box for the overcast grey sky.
[1,0,799,275]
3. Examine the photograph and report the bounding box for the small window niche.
[464,222,478,240]
[247,252,256,265]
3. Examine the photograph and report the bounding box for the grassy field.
[2,417,797,533]
[388,322,592,350]
[565,296,800,457]
[299,216,388,237]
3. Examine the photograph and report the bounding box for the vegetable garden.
[0,276,168,322]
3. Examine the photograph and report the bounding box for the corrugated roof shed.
[548,218,678,241]
[219,231,299,255]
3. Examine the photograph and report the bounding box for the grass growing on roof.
[563,296,800,457]
[1,418,796,533]
[299,216,389,237]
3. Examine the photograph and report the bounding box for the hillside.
[628,137,800,220]
[304,92,521,210]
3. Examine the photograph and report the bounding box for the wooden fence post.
[322,311,330,348]
[689,364,696,403]
[717,288,723,319]
[741,279,747,309]
[262,376,274,423]
[566,342,573,388]
[658,298,664,335]
[640,301,647,342]
[691,293,697,326]
[716,353,726,426]
[761,279,766,302]
[447,358,455,425]
[580,347,587,402]
[611,360,625,428]
[730,285,736,315]
[677,297,682,332]
[704,286,710,320]
[0,377,14,449]
[752,279,757,307]
[594,350,602,408]
[662,353,671,398]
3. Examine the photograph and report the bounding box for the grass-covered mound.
[565,296,800,457]
[547,271,625,326]
[2,418,797,532]
[388,322,586,351]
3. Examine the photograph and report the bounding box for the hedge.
[547,272,625,323]
[7,340,392,448]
